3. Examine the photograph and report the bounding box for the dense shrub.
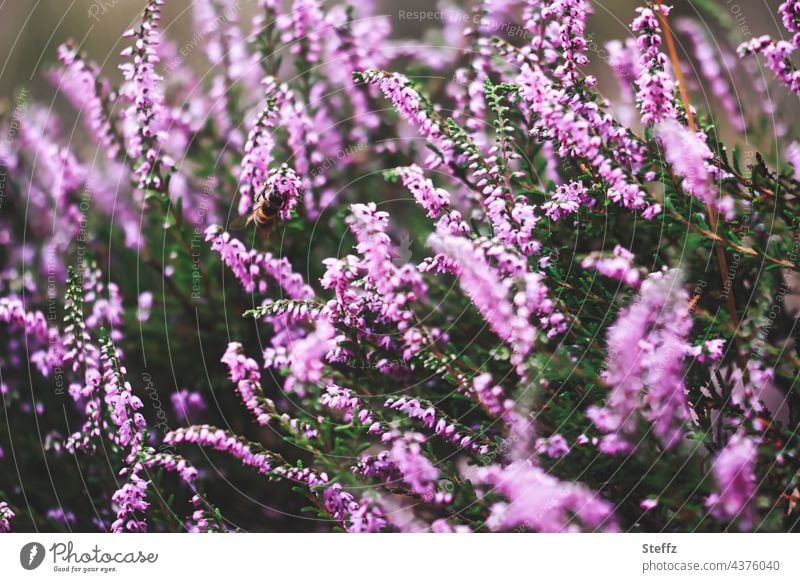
[1,0,799,532]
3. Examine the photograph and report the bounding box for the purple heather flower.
[543,0,591,87]
[54,43,119,157]
[205,226,314,298]
[46,508,78,525]
[165,426,276,475]
[394,165,451,218]
[170,389,207,423]
[605,38,641,124]
[739,1,800,95]
[144,453,199,483]
[656,119,734,220]
[238,96,278,216]
[0,296,50,343]
[322,484,387,532]
[118,0,173,191]
[787,142,800,180]
[136,292,154,323]
[429,234,515,340]
[221,342,275,426]
[517,64,656,217]
[111,464,150,532]
[676,18,745,132]
[542,434,571,458]
[278,0,326,65]
[321,384,360,418]
[191,0,261,95]
[472,372,509,418]
[266,164,304,221]
[101,340,146,452]
[388,434,447,503]
[384,396,486,453]
[358,70,455,169]
[428,233,564,374]
[587,269,693,453]
[742,36,800,95]
[285,321,336,391]
[430,519,472,533]
[542,180,594,221]
[474,461,618,532]
[686,338,727,363]
[581,245,642,288]
[323,4,390,134]
[706,433,758,530]
[321,203,427,347]
[632,5,677,125]
[780,0,800,39]
[0,501,14,532]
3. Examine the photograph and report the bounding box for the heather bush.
[0,0,799,533]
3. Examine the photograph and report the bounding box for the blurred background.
[0,0,788,102]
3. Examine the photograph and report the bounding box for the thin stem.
[656,0,749,379]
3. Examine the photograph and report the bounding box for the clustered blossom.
[543,0,591,86]
[1,0,795,535]
[205,226,314,298]
[787,141,800,180]
[238,96,278,216]
[387,434,448,503]
[427,233,565,374]
[631,5,677,125]
[587,269,693,453]
[676,19,745,132]
[517,64,658,217]
[536,434,571,458]
[165,426,277,475]
[0,296,50,343]
[101,338,146,452]
[738,1,800,96]
[0,502,14,532]
[322,484,387,533]
[321,384,359,414]
[605,38,641,123]
[392,165,451,218]
[53,42,119,158]
[352,432,449,505]
[474,461,618,532]
[283,321,337,393]
[278,0,325,65]
[356,70,455,168]
[266,164,304,221]
[222,342,319,437]
[581,245,641,288]
[384,396,489,454]
[185,494,225,533]
[472,372,510,418]
[686,339,726,364]
[170,390,207,423]
[111,464,150,532]
[144,453,199,483]
[321,384,375,426]
[542,180,594,221]
[221,342,278,426]
[321,203,427,347]
[118,0,173,191]
[656,119,734,220]
[706,434,758,530]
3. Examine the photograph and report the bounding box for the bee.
[687,292,702,313]
[230,187,283,234]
